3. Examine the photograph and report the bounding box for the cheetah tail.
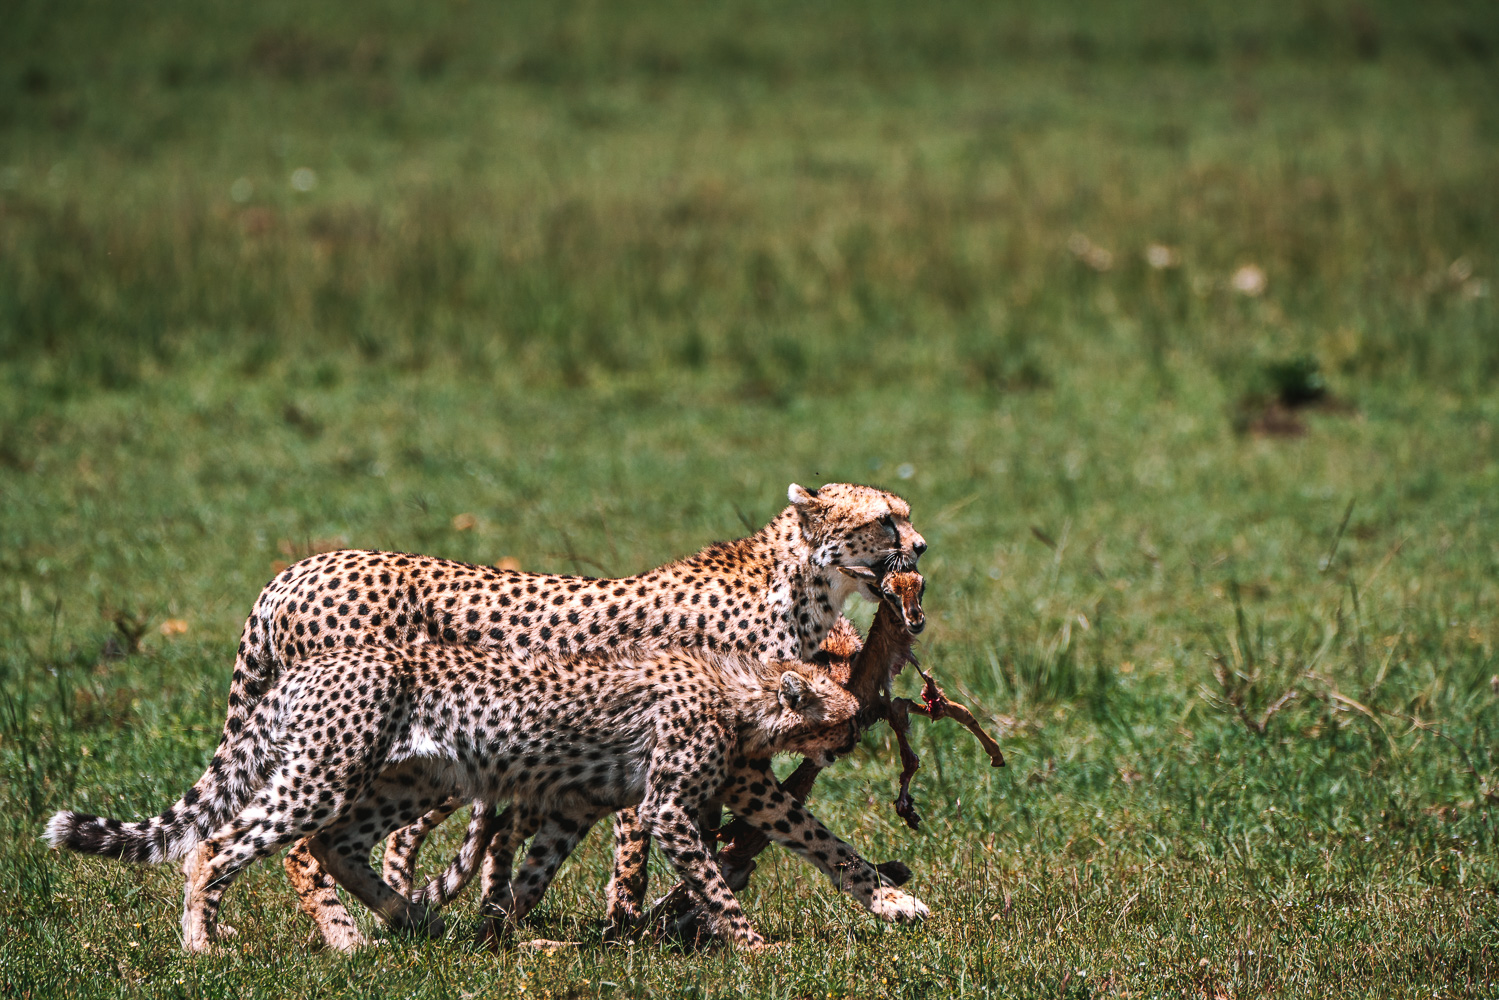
[44,690,283,865]
[414,801,502,908]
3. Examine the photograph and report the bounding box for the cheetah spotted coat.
[50,645,928,952]
[51,483,925,950]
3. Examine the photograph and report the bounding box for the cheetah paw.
[736,933,774,953]
[601,905,645,943]
[321,929,372,954]
[868,886,929,924]
[183,934,228,956]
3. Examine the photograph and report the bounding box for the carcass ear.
[788,483,821,509]
[837,565,879,584]
[779,671,810,711]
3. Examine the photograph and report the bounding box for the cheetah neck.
[670,507,855,660]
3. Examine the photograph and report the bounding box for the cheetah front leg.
[634,730,774,951]
[605,799,723,940]
[721,759,928,925]
[639,793,769,951]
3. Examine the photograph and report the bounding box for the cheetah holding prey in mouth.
[48,644,929,952]
[49,483,926,950]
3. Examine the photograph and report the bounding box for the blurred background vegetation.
[2,0,1496,402]
[2,1,1498,997]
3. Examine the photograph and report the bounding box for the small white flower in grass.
[290,167,318,192]
[230,177,254,203]
[896,463,915,480]
[1231,264,1267,296]
[1145,243,1179,269]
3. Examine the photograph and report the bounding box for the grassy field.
[3,0,1499,996]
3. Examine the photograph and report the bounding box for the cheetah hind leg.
[310,837,445,941]
[309,801,446,941]
[284,839,368,952]
[181,845,237,940]
[182,783,335,954]
[472,800,544,913]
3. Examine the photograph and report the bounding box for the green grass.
[3,1,1499,997]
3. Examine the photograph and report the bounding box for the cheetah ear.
[778,671,811,711]
[788,484,821,509]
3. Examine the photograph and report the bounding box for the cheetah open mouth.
[837,564,883,601]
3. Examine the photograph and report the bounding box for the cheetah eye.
[880,515,897,535]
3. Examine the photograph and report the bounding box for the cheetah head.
[748,666,861,766]
[788,483,926,599]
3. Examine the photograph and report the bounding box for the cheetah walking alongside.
[83,483,925,950]
[47,644,929,952]
[421,566,931,943]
